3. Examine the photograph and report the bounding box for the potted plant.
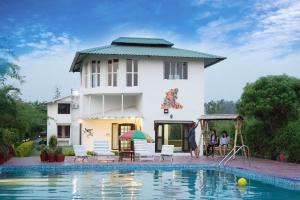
[48,148,56,162]
[49,135,58,149]
[40,144,48,162]
[55,147,65,162]
[0,145,8,164]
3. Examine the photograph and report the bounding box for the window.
[91,61,100,88]
[108,59,118,86]
[57,125,70,138]
[58,103,70,114]
[164,61,188,80]
[84,62,88,88]
[126,59,138,86]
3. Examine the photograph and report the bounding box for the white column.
[102,94,105,116]
[89,95,91,116]
[121,93,124,116]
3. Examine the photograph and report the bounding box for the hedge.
[15,140,34,157]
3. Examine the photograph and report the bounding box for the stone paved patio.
[2,155,300,180]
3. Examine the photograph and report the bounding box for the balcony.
[81,93,142,119]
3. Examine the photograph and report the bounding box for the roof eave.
[204,57,226,68]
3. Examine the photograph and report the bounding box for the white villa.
[47,37,225,154]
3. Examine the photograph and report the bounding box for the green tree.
[237,75,300,134]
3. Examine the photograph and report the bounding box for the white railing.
[218,145,250,167]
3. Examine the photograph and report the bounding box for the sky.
[0,0,299,102]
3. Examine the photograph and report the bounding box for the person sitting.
[206,129,219,157]
[219,130,230,156]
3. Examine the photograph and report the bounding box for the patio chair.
[73,145,89,162]
[160,145,174,161]
[93,140,115,162]
[134,140,155,161]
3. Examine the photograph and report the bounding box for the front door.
[155,123,190,152]
[111,123,135,151]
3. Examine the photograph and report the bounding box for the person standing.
[188,121,200,158]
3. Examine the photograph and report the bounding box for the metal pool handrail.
[218,145,250,167]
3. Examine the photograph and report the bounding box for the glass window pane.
[134,74,138,86]
[177,62,183,79]
[183,62,188,79]
[97,74,100,86]
[127,59,132,72]
[108,60,112,72]
[92,61,96,73]
[127,74,132,86]
[164,62,170,79]
[134,60,138,72]
[108,73,112,86]
[97,61,100,73]
[113,73,117,86]
[170,62,176,78]
[113,60,118,72]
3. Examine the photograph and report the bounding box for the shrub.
[0,128,20,145]
[38,138,47,145]
[55,147,63,155]
[15,140,34,157]
[49,135,57,149]
[273,119,300,163]
[40,144,48,154]
[87,151,96,156]
[63,147,75,156]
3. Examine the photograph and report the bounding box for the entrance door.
[111,123,135,151]
[155,123,190,152]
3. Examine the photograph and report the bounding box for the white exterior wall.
[48,56,205,153]
[47,96,80,146]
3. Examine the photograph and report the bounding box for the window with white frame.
[108,59,118,86]
[126,59,138,87]
[84,62,88,88]
[91,61,100,88]
[164,61,188,80]
[57,125,70,138]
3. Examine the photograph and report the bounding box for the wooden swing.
[198,114,246,157]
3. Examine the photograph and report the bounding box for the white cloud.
[17,33,82,101]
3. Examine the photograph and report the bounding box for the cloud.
[16,32,82,101]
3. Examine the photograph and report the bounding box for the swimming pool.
[0,165,300,199]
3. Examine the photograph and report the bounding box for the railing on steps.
[218,145,250,168]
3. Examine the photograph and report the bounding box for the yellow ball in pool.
[238,178,247,186]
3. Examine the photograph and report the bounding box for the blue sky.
[0,0,300,102]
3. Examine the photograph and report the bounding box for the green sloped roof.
[111,37,174,47]
[70,37,226,72]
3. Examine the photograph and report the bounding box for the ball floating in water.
[238,178,247,186]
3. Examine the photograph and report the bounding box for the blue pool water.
[0,169,299,199]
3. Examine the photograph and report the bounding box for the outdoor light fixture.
[164,109,169,114]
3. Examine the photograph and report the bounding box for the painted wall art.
[161,88,183,109]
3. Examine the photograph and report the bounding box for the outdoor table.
[119,150,135,162]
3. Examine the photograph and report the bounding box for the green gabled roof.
[111,37,174,47]
[70,37,226,72]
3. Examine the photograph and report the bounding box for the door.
[119,123,135,151]
[111,123,135,150]
[154,123,190,152]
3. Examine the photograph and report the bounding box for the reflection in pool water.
[0,169,299,199]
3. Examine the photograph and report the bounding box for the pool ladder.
[218,145,251,168]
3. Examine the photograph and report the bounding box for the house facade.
[47,37,225,154]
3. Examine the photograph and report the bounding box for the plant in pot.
[48,148,56,162]
[55,147,65,162]
[0,145,8,164]
[40,144,48,162]
[49,135,58,149]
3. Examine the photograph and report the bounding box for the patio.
[2,155,300,180]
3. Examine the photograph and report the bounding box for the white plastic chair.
[161,145,174,161]
[134,140,155,161]
[93,140,115,162]
[73,145,89,162]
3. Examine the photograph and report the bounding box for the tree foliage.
[238,75,300,162]
[238,75,300,133]
[204,99,237,137]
